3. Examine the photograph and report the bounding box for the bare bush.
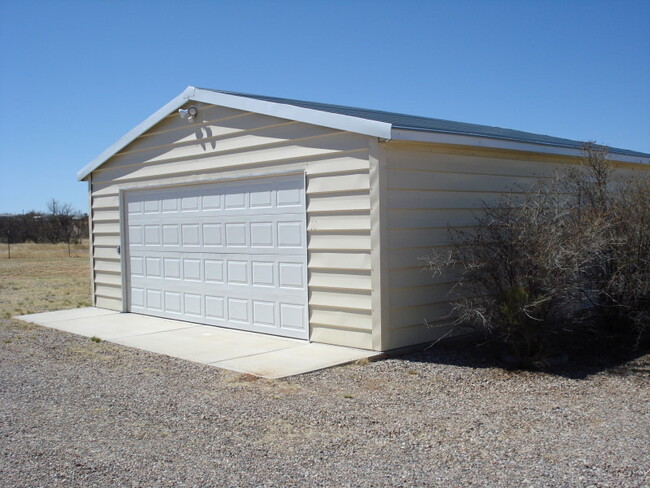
[425,143,650,367]
[606,180,650,338]
[562,144,650,340]
[425,178,592,367]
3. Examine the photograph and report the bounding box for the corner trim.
[88,175,96,306]
[369,138,389,351]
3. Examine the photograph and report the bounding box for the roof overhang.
[390,128,650,165]
[77,86,392,181]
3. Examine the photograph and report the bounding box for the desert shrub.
[607,179,650,337]
[425,178,592,367]
[563,144,650,341]
[425,143,650,367]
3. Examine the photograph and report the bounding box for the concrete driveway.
[15,308,378,378]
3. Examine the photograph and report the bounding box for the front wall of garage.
[89,102,374,349]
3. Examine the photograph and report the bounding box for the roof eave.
[192,88,392,139]
[390,128,650,165]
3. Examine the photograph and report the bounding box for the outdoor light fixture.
[178,106,198,121]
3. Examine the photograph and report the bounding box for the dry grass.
[1,240,89,260]
[0,242,91,318]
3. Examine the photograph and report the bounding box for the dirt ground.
[1,244,648,487]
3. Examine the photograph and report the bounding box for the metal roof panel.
[204,88,650,158]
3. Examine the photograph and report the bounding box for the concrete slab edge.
[262,352,386,380]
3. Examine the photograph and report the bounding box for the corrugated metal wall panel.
[306,171,370,194]
[95,296,122,310]
[308,233,371,251]
[93,234,120,247]
[310,308,372,330]
[308,251,371,271]
[91,133,365,184]
[307,212,371,231]
[309,326,373,350]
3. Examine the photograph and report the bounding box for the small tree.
[46,199,82,257]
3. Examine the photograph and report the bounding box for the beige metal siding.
[89,102,374,349]
[384,142,649,350]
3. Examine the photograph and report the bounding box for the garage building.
[78,87,650,351]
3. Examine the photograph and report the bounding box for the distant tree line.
[1,200,88,257]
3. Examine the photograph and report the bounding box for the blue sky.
[1,0,648,214]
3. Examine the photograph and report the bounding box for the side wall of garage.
[88,101,375,349]
[383,141,649,350]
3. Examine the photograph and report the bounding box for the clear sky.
[1,0,648,214]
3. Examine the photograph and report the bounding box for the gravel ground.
[1,318,649,488]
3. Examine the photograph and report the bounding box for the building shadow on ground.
[399,331,650,380]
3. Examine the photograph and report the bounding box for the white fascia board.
[78,86,393,181]
[191,88,392,139]
[391,128,650,165]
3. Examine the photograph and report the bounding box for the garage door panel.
[145,257,162,277]
[144,225,160,245]
[125,175,308,339]
[184,293,203,316]
[250,188,272,208]
[205,295,225,319]
[126,183,303,218]
[278,262,304,288]
[130,256,144,277]
[128,218,305,255]
[162,225,180,245]
[130,288,308,338]
[129,275,307,298]
[183,258,202,281]
[131,287,145,307]
[181,224,201,246]
[252,261,274,286]
[203,224,223,246]
[146,289,163,310]
[162,197,179,213]
[164,291,182,313]
[205,259,224,283]
[129,225,143,244]
[280,303,307,331]
[129,252,306,286]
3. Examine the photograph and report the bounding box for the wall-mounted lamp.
[178,106,198,121]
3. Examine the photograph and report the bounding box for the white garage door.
[124,175,308,339]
